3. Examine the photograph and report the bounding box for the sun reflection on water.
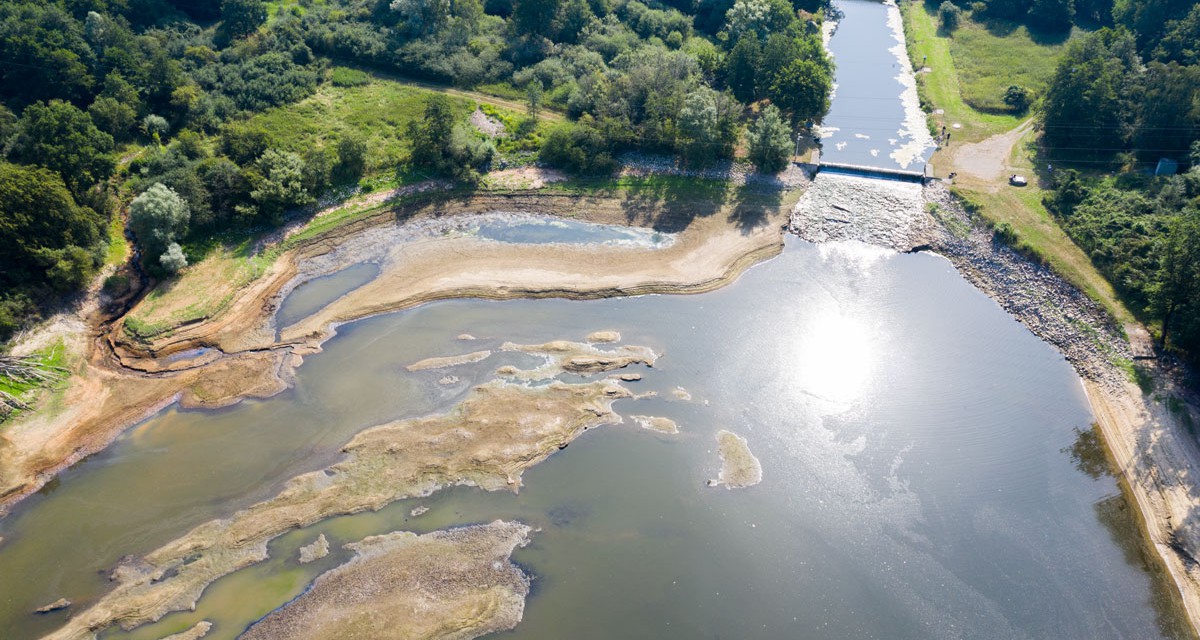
[791,241,887,411]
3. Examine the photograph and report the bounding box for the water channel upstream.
[0,1,1189,638]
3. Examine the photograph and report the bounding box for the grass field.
[902,1,1069,143]
[245,79,472,176]
[949,16,1073,112]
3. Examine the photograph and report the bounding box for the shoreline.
[0,186,796,518]
[923,182,1200,637]
[4,169,1200,638]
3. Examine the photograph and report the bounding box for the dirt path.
[946,118,1034,186]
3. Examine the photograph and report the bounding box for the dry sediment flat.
[157,621,212,640]
[242,522,532,640]
[38,340,647,640]
[406,351,492,372]
[498,340,658,380]
[585,331,621,343]
[298,534,330,564]
[630,415,680,435]
[710,430,762,489]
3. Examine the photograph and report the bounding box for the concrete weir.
[817,161,930,184]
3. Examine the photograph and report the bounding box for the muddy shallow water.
[0,239,1187,640]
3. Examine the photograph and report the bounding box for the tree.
[0,104,16,149]
[88,97,138,141]
[677,89,722,166]
[1041,28,1140,158]
[0,163,104,292]
[526,80,544,120]
[1029,0,1074,32]
[129,183,190,266]
[142,114,170,143]
[724,0,795,41]
[1153,4,1200,65]
[512,0,561,37]
[539,117,616,175]
[982,0,1028,20]
[1133,62,1200,160]
[8,100,115,195]
[252,149,312,222]
[747,104,792,173]
[407,95,494,180]
[220,0,268,41]
[938,1,962,30]
[725,34,762,104]
[768,58,831,122]
[1151,210,1200,349]
[196,157,248,226]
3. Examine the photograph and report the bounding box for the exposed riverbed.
[0,238,1187,639]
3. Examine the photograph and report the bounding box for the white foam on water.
[884,0,935,169]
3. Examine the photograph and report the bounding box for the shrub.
[158,243,188,273]
[1003,85,1032,112]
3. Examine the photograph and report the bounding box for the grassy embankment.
[902,1,1134,327]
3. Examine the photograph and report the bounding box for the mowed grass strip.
[952,139,1136,327]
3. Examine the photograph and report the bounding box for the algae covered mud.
[0,238,1188,639]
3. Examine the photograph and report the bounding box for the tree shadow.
[616,175,730,233]
[727,181,786,234]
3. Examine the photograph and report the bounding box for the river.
[0,0,1188,638]
[0,237,1187,639]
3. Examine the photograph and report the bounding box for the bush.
[1003,85,1032,112]
[158,243,188,273]
[539,119,616,175]
[939,1,962,30]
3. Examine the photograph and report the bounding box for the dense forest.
[1029,0,1200,357]
[0,0,834,342]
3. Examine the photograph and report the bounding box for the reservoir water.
[0,239,1187,639]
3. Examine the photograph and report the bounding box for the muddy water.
[0,239,1186,639]
[820,0,934,171]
